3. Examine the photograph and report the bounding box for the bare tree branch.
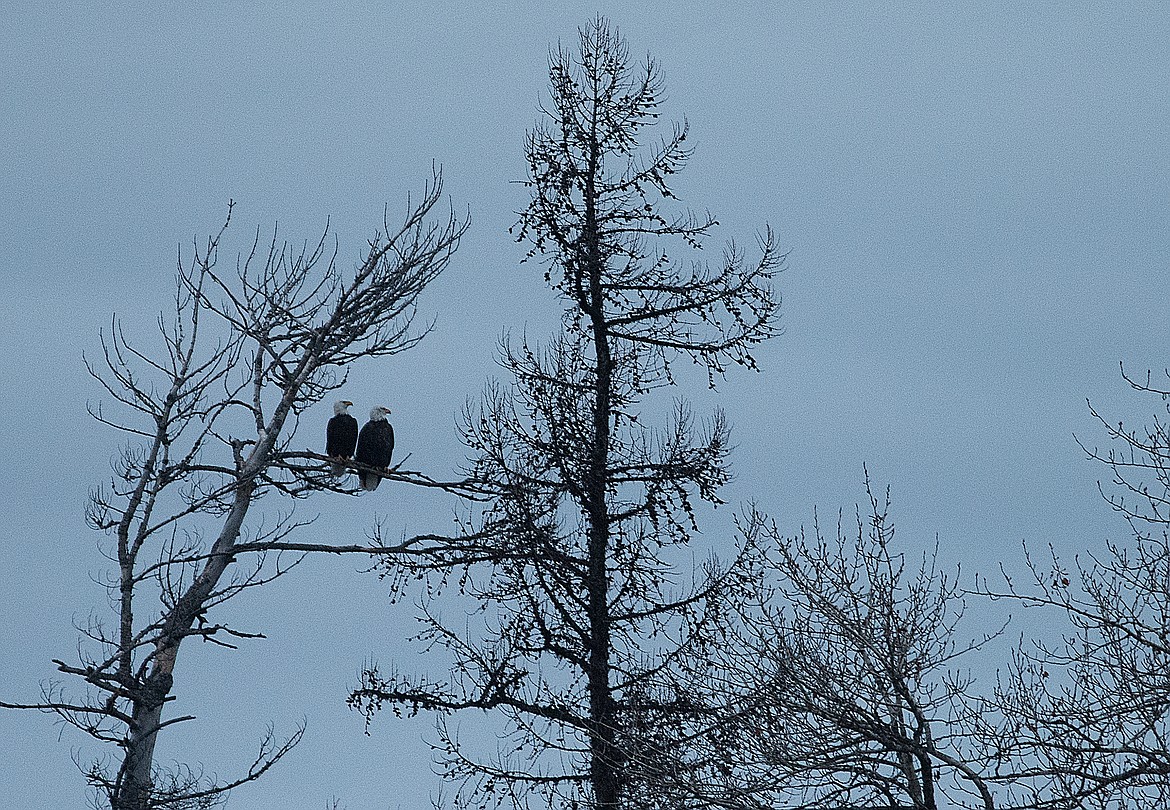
[5,175,467,810]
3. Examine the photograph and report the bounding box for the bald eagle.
[326,400,359,477]
[355,406,395,491]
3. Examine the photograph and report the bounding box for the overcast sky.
[2,3,1167,808]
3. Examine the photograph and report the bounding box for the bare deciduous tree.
[980,367,1170,810]
[700,480,1000,810]
[350,18,781,810]
[2,173,467,810]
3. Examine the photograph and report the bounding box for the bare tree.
[350,18,781,810]
[2,172,467,810]
[696,479,1001,810]
[979,366,1170,810]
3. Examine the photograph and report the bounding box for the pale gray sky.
[2,3,1167,807]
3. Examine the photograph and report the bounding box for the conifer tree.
[352,19,781,810]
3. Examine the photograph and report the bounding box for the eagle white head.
[369,405,392,421]
[333,400,354,416]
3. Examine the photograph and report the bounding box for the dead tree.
[350,18,781,810]
[696,480,1001,810]
[979,366,1170,810]
[1,172,467,810]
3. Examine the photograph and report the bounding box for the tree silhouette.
[351,18,781,810]
[2,172,466,810]
[980,367,1170,810]
[698,481,1000,810]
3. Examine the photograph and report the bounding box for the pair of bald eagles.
[326,401,394,491]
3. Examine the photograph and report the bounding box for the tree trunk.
[583,132,620,810]
[114,470,262,808]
